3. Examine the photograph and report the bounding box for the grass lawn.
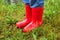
[0,0,60,40]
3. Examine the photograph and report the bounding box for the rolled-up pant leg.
[22,0,44,8]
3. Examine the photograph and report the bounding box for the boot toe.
[23,29,27,32]
[16,22,21,28]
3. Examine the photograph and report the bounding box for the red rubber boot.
[23,6,44,32]
[16,4,32,28]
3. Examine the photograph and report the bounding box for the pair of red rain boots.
[16,4,44,32]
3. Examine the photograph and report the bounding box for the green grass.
[0,0,60,40]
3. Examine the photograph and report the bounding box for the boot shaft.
[25,4,32,20]
[32,6,44,22]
